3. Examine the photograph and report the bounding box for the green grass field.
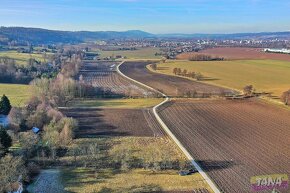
[156,60,290,97]
[99,47,162,59]
[68,98,163,108]
[61,137,212,193]
[0,83,31,106]
[0,51,47,66]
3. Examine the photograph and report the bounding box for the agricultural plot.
[156,60,290,97]
[67,98,163,109]
[60,137,212,193]
[0,51,49,66]
[81,61,118,71]
[177,47,290,61]
[79,61,155,97]
[158,99,290,193]
[0,83,31,106]
[99,47,162,59]
[119,61,234,97]
[61,168,211,193]
[61,108,165,138]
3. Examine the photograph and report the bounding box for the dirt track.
[27,169,64,193]
[158,99,290,193]
[119,61,234,97]
[62,108,165,138]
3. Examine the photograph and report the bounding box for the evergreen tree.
[0,143,5,157]
[0,127,12,151]
[0,95,12,115]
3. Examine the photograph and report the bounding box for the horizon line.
[1,26,290,35]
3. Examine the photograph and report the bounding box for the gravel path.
[27,169,65,193]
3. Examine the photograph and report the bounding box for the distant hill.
[0,27,154,44]
[0,26,290,45]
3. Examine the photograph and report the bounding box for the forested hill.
[0,27,154,44]
[1,26,290,45]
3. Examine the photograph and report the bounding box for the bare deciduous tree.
[281,90,290,105]
[243,85,254,96]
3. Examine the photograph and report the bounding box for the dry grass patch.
[68,98,163,109]
[61,168,209,193]
[60,137,212,192]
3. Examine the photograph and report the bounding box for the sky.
[0,0,290,34]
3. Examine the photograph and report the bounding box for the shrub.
[243,85,254,96]
[151,63,157,71]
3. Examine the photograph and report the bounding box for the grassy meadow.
[60,137,212,193]
[68,98,163,108]
[99,47,162,59]
[0,83,31,106]
[156,59,290,97]
[0,51,48,66]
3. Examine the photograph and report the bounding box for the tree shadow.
[195,160,237,172]
[157,67,169,71]
[61,108,131,138]
[200,77,220,81]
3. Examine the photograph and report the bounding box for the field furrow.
[158,99,290,193]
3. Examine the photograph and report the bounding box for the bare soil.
[158,99,290,193]
[177,47,290,61]
[61,108,165,138]
[79,61,155,97]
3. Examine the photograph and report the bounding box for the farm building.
[32,127,40,134]
[264,48,290,54]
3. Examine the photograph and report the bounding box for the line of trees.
[173,68,203,80]
[188,54,224,61]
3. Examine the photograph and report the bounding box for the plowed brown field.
[158,99,290,193]
[61,108,165,138]
[119,61,234,97]
[79,61,154,97]
[177,47,290,61]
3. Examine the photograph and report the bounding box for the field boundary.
[117,61,221,193]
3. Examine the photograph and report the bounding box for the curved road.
[118,60,290,193]
[117,61,221,193]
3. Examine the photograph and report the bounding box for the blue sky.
[0,0,290,33]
